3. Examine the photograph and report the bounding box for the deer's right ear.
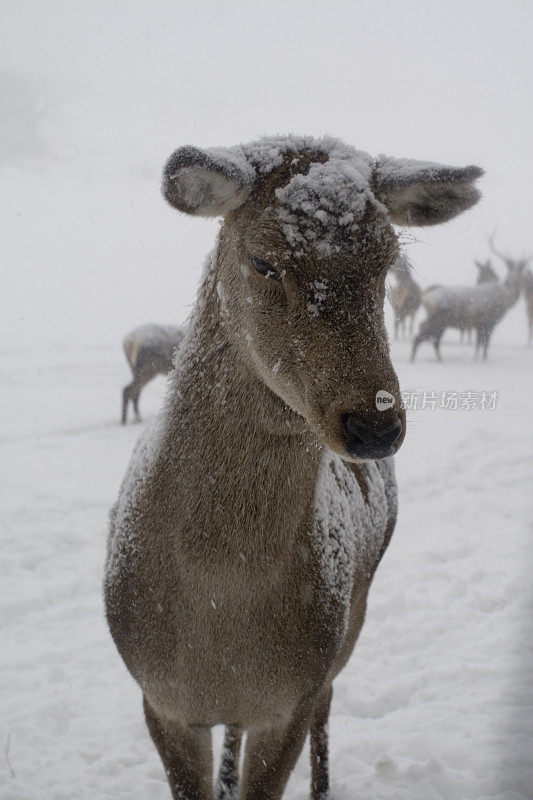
[374,157,484,226]
[162,146,256,217]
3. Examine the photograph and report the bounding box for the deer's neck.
[503,277,521,308]
[161,269,321,566]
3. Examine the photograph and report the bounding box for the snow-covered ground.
[1,330,532,800]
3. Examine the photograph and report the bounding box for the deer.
[104,135,482,800]
[389,254,421,340]
[522,267,533,346]
[411,236,527,362]
[121,323,184,424]
[459,259,499,343]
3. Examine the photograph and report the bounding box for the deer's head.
[488,233,530,293]
[164,136,483,462]
[475,259,499,284]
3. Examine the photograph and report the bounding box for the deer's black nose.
[341,415,402,460]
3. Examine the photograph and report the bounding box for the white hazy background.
[2,0,532,347]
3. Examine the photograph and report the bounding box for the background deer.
[412,236,526,361]
[522,267,533,346]
[105,135,482,800]
[459,258,499,342]
[389,254,421,339]
[121,323,184,424]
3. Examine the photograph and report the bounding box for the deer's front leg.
[240,697,317,800]
[310,685,333,800]
[143,696,213,800]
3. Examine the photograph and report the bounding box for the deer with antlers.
[412,235,527,361]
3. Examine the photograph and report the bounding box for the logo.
[375,390,396,411]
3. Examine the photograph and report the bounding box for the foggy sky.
[2,0,532,347]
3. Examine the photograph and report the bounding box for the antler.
[489,232,532,270]
[487,231,510,265]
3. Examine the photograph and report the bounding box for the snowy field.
[2,2,533,798]
[1,327,532,800]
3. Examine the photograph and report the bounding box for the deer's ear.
[374,157,483,226]
[162,146,256,217]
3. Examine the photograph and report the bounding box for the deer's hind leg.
[411,318,431,361]
[433,327,446,362]
[481,326,493,360]
[143,696,213,800]
[132,388,142,422]
[122,381,136,425]
[121,384,129,425]
[122,377,146,424]
[128,366,161,423]
[129,368,151,423]
[310,685,333,800]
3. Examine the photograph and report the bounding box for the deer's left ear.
[163,145,256,217]
[374,157,483,226]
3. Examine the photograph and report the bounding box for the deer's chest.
[308,453,390,633]
[107,451,393,726]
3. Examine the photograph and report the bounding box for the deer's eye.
[251,259,282,282]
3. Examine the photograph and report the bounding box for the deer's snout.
[341,415,402,460]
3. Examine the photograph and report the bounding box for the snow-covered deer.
[121,323,184,424]
[389,254,421,339]
[105,136,482,800]
[412,237,525,361]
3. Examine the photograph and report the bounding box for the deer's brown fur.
[105,136,482,800]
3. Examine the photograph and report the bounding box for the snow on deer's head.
[163,136,483,462]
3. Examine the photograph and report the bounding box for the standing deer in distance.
[459,258,499,343]
[412,235,526,362]
[105,135,482,800]
[389,254,421,340]
[122,323,184,424]
[522,267,533,346]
